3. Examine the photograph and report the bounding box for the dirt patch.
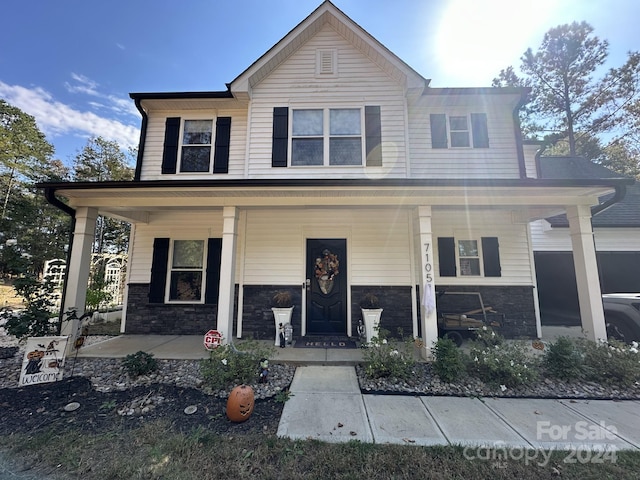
[0,283,24,309]
[0,377,284,437]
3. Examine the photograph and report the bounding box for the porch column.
[217,206,238,342]
[416,206,438,359]
[61,207,98,349]
[566,205,606,342]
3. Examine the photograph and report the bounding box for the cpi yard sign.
[19,336,68,386]
[204,330,223,350]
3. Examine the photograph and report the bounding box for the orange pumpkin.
[226,385,255,422]
[27,350,45,360]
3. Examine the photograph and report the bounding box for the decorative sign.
[19,336,68,387]
[204,330,223,350]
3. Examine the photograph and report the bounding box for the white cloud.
[65,73,140,118]
[0,81,140,150]
[65,73,100,96]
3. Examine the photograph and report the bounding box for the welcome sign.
[18,336,68,387]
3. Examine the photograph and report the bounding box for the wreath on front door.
[314,249,339,295]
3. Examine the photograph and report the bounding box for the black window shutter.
[149,238,170,303]
[272,107,288,167]
[365,106,382,166]
[430,114,448,148]
[213,117,231,173]
[482,237,501,277]
[438,237,457,277]
[205,238,223,304]
[471,113,489,148]
[161,117,181,174]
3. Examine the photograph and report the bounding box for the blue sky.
[2,0,639,166]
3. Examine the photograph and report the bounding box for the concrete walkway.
[277,366,640,451]
[77,335,365,364]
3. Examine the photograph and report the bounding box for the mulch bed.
[0,377,284,437]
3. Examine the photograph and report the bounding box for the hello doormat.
[293,337,358,349]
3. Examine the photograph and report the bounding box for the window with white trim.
[449,116,470,148]
[430,113,489,149]
[168,240,206,302]
[437,236,501,278]
[291,108,363,166]
[457,239,481,276]
[180,120,213,172]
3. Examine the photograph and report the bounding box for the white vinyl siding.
[530,220,640,251]
[138,109,247,181]
[409,97,522,179]
[128,211,224,283]
[432,209,533,285]
[247,23,408,179]
[242,208,412,285]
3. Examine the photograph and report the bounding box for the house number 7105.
[424,243,433,283]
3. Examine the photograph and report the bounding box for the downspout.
[44,187,76,333]
[132,98,148,181]
[591,184,627,217]
[513,90,529,179]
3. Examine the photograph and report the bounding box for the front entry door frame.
[301,229,351,337]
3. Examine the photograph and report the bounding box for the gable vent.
[317,49,337,76]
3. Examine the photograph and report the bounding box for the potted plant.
[360,292,383,343]
[271,290,294,346]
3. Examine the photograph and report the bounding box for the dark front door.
[306,239,347,335]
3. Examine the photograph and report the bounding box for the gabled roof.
[229,1,429,100]
[539,157,639,227]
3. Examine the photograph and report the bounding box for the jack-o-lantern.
[27,350,45,360]
[226,385,255,422]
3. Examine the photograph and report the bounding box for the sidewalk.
[277,366,640,451]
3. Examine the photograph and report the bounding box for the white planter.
[361,308,383,343]
[272,307,294,346]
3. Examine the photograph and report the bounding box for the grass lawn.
[1,421,639,479]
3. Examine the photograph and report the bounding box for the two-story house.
[40,1,633,356]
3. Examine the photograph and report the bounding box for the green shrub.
[0,276,59,340]
[200,340,274,390]
[122,351,158,377]
[542,336,585,381]
[362,332,416,381]
[578,339,640,387]
[433,337,466,383]
[467,328,538,388]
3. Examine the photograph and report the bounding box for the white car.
[603,293,640,343]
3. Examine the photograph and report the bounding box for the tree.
[72,137,135,254]
[0,99,54,219]
[493,22,640,159]
[0,100,69,277]
[73,136,134,182]
[600,140,640,180]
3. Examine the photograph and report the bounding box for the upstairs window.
[181,120,213,172]
[161,117,231,175]
[291,108,363,166]
[449,116,470,148]
[430,113,489,149]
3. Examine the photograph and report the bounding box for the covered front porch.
[43,178,622,358]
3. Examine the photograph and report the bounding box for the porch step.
[269,344,364,366]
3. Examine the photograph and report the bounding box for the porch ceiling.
[45,181,617,224]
